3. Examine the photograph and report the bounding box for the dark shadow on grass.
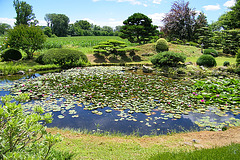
[93,53,107,63]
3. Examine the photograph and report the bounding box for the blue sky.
[0,0,236,28]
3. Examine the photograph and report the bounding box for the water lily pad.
[58,115,65,119]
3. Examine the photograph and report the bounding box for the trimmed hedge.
[36,48,88,68]
[151,51,186,67]
[197,54,217,67]
[1,48,22,61]
[223,61,230,67]
[156,38,169,53]
[203,48,218,57]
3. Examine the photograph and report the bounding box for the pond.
[0,66,239,136]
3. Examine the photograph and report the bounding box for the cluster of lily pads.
[7,66,240,130]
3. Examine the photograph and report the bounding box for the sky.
[0,0,237,28]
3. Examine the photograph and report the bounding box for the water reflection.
[47,105,200,135]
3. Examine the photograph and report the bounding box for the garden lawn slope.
[48,126,240,160]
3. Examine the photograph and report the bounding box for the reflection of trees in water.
[183,110,239,128]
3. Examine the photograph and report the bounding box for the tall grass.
[0,61,60,76]
[44,36,135,48]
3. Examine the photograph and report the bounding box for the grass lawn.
[47,127,240,160]
[186,56,237,67]
[149,143,240,160]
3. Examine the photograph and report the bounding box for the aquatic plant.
[7,67,240,131]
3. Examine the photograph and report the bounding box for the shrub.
[4,24,46,59]
[203,48,218,57]
[1,48,22,61]
[36,48,88,68]
[151,51,186,67]
[156,38,169,53]
[196,54,217,67]
[0,94,63,159]
[93,39,127,56]
[237,48,240,66]
[223,61,230,67]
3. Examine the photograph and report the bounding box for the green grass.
[45,36,135,48]
[149,143,240,160]
[186,56,237,66]
[0,60,60,75]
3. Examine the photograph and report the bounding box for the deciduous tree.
[5,24,46,59]
[13,0,36,26]
[217,0,239,29]
[44,13,70,37]
[161,0,197,41]
[0,23,11,35]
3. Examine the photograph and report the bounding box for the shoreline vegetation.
[47,126,240,159]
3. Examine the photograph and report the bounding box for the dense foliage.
[161,0,207,41]
[43,26,53,37]
[4,24,46,59]
[237,48,240,66]
[1,48,22,61]
[0,94,63,159]
[217,0,240,30]
[203,48,218,57]
[93,39,127,56]
[196,54,217,67]
[222,29,240,55]
[223,61,230,67]
[0,23,11,35]
[13,0,36,26]
[155,38,169,53]
[120,13,158,44]
[151,51,186,67]
[45,13,70,37]
[37,48,88,68]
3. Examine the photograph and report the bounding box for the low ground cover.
[47,127,240,160]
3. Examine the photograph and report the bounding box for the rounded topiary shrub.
[223,61,230,67]
[203,48,218,57]
[196,54,217,67]
[156,38,169,53]
[151,51,186,67]
[1,48,22,61]
[37,48,88,68]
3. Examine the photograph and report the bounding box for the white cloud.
[116,0,142,5]
[223,0,236,7]
[38,20,47,26]
[203,4,221,11]
[92,0,100,2]
[0,18,16,27]
[152,0,162,4]
[82,18,122,28]
[148,13,165,26]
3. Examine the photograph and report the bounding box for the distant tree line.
[1,0,239,54]
[43,13,121,37]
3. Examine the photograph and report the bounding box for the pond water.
[0,67,239,136]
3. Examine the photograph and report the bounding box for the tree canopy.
[5,24,46,59]
[13,0,36,26]
[161,0,199,41]
[217,0,240,29]
[120,13,158,44]
[44,13,70,37]
[0,23,11,35]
